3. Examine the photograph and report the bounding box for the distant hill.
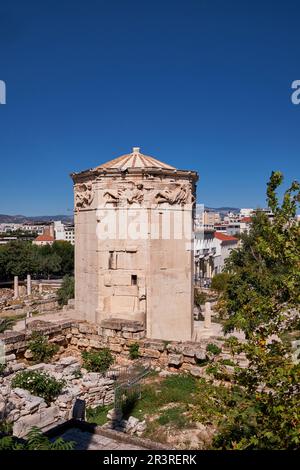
[204,207,240,214]
[0,214,73,224]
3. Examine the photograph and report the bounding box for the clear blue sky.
[0,0,299,215]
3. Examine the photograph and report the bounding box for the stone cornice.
[71,167,199,184]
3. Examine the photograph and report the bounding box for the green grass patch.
[122,374,198,421]
[157,406,188,429]
[159,374,197,403]
[86,405,112,426]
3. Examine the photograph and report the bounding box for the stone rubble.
[0,354,115,438]
[105,409,147,436]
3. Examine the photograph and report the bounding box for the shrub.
[211,273,230,293]
[28,331,59,363]
[0,426,74,450]
[12,370,65,404]
[0,421,13,435]
[128,342,140,360]
[223,336,241,356]
[194,289,207,307]
[206,363,231,381]
[81,348,114,373]
[0,363,6,376]
[206,343,222,356]
[57,275,74,306]
[0,318,15,333]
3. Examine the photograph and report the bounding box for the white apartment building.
[213,232,239,274]
[0,223,47,234]
[194,229,239,283]
[53,221,75,245]
[240,208,254,218]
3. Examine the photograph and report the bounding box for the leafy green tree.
[52,241,74,276]
[210,272,230,293]
[0,241,37,280]
[57,275,74,306]
[0,239,74,282]
[34,251,61,279]
[215,171,300,449]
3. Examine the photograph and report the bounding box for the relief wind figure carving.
[104,183,144,205]
[155,183,195,205]
[75,182,94,210]
[103,188,122,203]
[125,183,144,204]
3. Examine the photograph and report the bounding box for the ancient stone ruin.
[71,147,198,342]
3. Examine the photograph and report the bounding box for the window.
[108,251,114,269]
[131,275,137,286]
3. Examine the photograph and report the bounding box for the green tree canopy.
[0,240,74,281]
[215,171,300,449]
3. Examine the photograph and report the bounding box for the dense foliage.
[214,171,300,449]
[12,370,65,404]
[81,348,114,373]
[210,272,230,293]
[0,240,74,281]
[194,289,207,307]
[28,331,59,363]
[0,318,15,333]
[57,275,75,306]
[0,426,74,450]
[0,229,38,240]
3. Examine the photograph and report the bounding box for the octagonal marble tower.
[71,148,198,341]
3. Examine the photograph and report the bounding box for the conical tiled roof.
[95,147,176,171]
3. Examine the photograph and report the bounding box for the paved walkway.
[193,321,245,341]
[13,310,76,331]
[12,310,246,341]
[59,428,145,450]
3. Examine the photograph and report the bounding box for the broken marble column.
[39,283,43,295]
[204,302,212,329]
[13,276,19,299]
[26,274,31,296]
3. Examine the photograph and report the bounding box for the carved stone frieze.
[103,182,145,205]
[155,183,195,205]
[75,182,94,210]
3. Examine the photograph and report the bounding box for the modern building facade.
[54,221,75,245]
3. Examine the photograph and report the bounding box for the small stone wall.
[0,318,248,438]
[0,355,115,438]
[0,318,248,375]
[1,297,59,318]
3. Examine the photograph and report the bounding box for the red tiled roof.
[34,234,54,242]
[240,217,252,223]
[214,232,238,242]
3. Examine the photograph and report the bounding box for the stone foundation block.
[141,348,161,359]
[79,323,97,335]
[168,354,183,366]
[13,405,60,438]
